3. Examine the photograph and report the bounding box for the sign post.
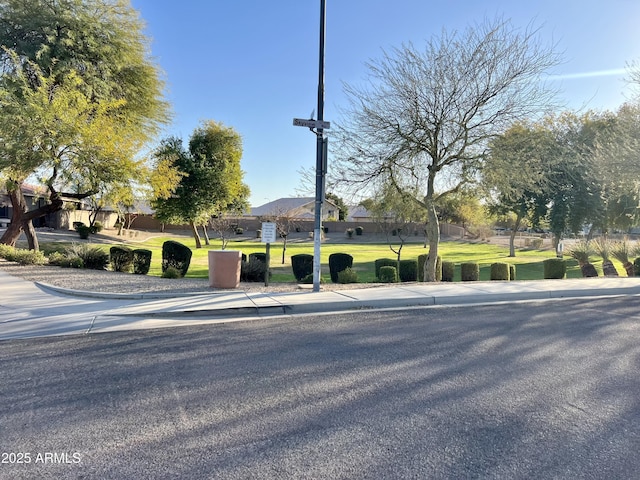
[261,222,277,286]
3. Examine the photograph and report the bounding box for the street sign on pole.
[293,118,331,130]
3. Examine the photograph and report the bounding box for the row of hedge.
[288,253,520,284]
[0,241,195,279]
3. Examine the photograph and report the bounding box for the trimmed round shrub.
[634,258,640,276]
[329,253,353,283]
[162,240,192,277]
[355,226,364,236]
[374,258,396,278]
[110,246,134,273]
[76,224,91,239]
[543,258,566,279]
[490,262,510,281]
[509,264,516,281]
[461,262,480,281]
[442,261,455,282]
[132,249,153,275]
[418,254,442,282]
[399,259,418,282]
[337,267,358,284]
[379,265,398,283]
[249,252,267,264]
[291,254,314,282]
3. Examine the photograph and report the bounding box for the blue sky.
[130,0,640,207]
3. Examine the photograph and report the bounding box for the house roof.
[249,197,338,217]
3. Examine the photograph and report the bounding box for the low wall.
[124,214,463,238]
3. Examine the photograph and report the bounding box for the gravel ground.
[0,260,386,295]
[1,228,391,294]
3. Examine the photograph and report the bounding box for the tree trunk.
[201,225,210,246]
[424,201,440,282]
[22,219,39,251]
[508,212,523,258]
[0,183,28,247]
[281,237,288,264]
[1,180,65,250]
[580,263,598,277]
[190,221,202,248]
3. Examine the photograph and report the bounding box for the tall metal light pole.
[292,0,328,292]
[312,0,327,292]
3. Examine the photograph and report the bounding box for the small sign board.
[293,118,331,130]
[261,222,277,243]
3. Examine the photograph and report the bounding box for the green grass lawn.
[42,235,633,283]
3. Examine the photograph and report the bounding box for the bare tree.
[334,18,559,281]
[260,208,301,264]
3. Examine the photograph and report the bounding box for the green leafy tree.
[588,104,640,234]
[0,0,169,249]
[334,18,559,281]
[151,121,250,248]
[483,122,559,256]
[540,112,612,245]
[325,193,348,221]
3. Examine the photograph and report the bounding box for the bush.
[418,254,442,281]
[47,251,82,268]
[90,221,104,234]
[490,262,510,281]
[47,251,66,266]
[301,273,326,284]
[291,254,314,282]
[442,261,455,282]
[634,258,640,277]
[509,264,516,281]
[133,249,153,275]
[67,244,109,270]
[461,262,479,281]
[355,226,364,236]
[374,258,396,278]
[162,240,192,277]
[337,267,358,284]
[329,253,353,283]
[110,246,134,273]
[379,265,398,283]
[346,228,354,238]
[5,248,47,265]
[249,252,267,264]
[241,258,267,282]
[76,224,91,239]
[543,258,566,279]
[399,259,418,282]
[162,266,182,279]
[0,244,14,259]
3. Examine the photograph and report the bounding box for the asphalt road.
[2,296,640,479]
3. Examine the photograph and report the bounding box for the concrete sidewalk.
[2,269,640,340]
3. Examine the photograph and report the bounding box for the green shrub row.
[0,244,47,265]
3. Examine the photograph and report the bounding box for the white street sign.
[293,118,331,129]
[261,222,277,243]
